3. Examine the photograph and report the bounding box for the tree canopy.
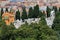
[0,17,58,40]
[15,10,20,20]
[21,8,27,20]
[28,7,34,18]
[33,5,40,18]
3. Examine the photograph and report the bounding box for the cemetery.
[0,4,60,40]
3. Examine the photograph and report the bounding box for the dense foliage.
[52,12,60,30]
[28,5,44,18]
[0,5,59,40]
[0,17,58,40]
[16,17,58,40]
[52,11,60,40]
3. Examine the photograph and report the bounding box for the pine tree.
[15,10,20,20]
[21,8,27,21]
[33,4,39,18]
[28,7,33,18]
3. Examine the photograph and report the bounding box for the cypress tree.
[59,7,60,12]
[21,8,27,21]
[46,6,51,17]
[53,6,57,12]
[33,4,39,18]
[28,7,33,18]
[1,8,4,16]
[0,12,2,21]
[6,8,8,12]
[15,10,20,20]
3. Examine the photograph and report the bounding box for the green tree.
[53,6,57,12]
[46,6,51,17]
[5,8,8,12]
[17,17,58,40]
[28,7,33,18]
[59,7,60,12]
[52,11,60,40]
[0,17,58,40]
[52,12,60,30]
[0,19,16,40]
[21,8,27,21]
[0,20,6,40]
[1,8,4,16]
[15,10,20,20]
[0,23,16,40]
[33,4,39,18]
[0,12,2,21]
[39,10,45,17]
